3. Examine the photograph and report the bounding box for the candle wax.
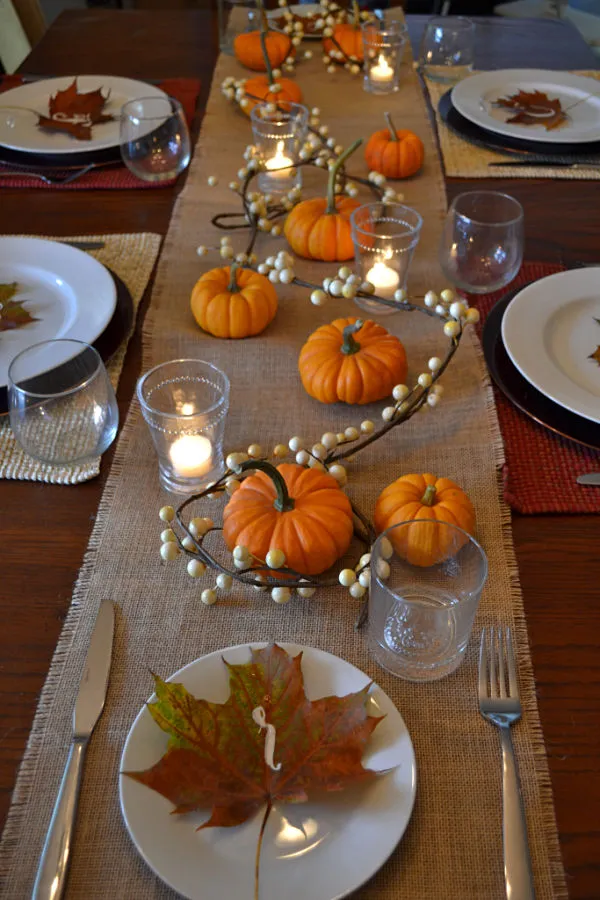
[265,140,293,179]
[370,54,394,84]
[169,434,213,478]
[365,260,400,298]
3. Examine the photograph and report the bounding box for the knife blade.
[489,160,600,169]
[577,473,600,486]
[32,600,115,900]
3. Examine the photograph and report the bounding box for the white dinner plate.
[452,69,600,144]
[0,237,116,389]
[502,267,600,425]
[0,76,167,155]
[120,642,416,900]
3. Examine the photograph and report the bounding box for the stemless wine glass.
[419,17,475,83]
[120,96,191,182]
[8,339,118,465]
[439,191,524,294]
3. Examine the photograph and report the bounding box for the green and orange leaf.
[0,284,38,332]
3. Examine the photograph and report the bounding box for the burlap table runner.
[0,233,161,483]
[0,41,567,900]
[425,70,600,180]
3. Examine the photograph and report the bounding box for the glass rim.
[425,15,475,32]
[374,518,488,596]
[350,202,423,241]
[120,95,183,121]
[249,101,309,124]
[136,358,230,420]
[361,19,407,37]
[450,191,524,227]
[7,339,103,400]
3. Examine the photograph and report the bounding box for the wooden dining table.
[1,9,599,898]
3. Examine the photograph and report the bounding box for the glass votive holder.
[137,359,230,495]
[362,21,407,95]
[8,339,119,465]
[351,203,423,316]
[250,102,309,194]
[368,520,488,682]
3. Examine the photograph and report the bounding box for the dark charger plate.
[483,285,600,451]
[0,267,134,415]
[438,89,600,160]
[0,142,122,171]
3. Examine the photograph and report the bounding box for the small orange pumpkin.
[190,264,277,339]
[323,22,364,63]
[223,462,354,575]
[284,139,361,261]
[299,317,408,405]
[374,473,476,567]
[365,114,424,180]
[241,76,303,116]
[234,29,292,71]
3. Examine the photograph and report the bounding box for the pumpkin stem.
[238,459,295,513]
[421,484,437,506]
[227,261,240,292]
[326,138,362,215]
[351,0,360,28]
[256,0,275,86]
[341,319,364,355]
[384,111,398,142]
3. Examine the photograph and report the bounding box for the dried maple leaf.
[37,79,114,141]
[125,644,385,899]
[494,89,567,131]
[589,346,600,366]
[0,284,38,332]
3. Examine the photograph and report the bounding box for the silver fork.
[0,164,97,186]
[479,627,536,900]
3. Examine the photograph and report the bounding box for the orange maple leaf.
[37,79,113,141]
[495,89,567,131]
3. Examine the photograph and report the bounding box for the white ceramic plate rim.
[0,75,167,154]
[451,69,600,144]
[502,267,600,424]
[119,642,417,900]
[0,237,116,388]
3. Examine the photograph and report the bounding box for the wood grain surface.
[0,11,599,898]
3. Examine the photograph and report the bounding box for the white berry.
[233,544,250,561]
[428,357,442,372]
[339,568,357,587]
[216,573,233,590]
[382,406,396,422]
[424,290,438,308]
[466,307,480,324]
[376,558,391,579]
[311,442,327,460]
[296,450,310,466]
[289,436,305,452]
[379,536,394,559]
[207,176,218,187]
[201,588,218,605]
[349,582,366,599]
[161,528,176,543]
[272,586,292,604]
[360,420,375,434]
[321,432,338,450]
[266,548,286,569]
[247,443,263,458]
[187,559,206,578]
[159,505,175,523]
[311,289,328,306]
[328,464,347,485]
[344,426,359,441]
[444,321,461,338]
[273,443,288,458]
[418,373,432,389]
[450,301,467,320]
[392,384,409,402]
[160,542,180,562]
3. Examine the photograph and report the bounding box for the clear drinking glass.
[362,21,407,95]
[218,0,256,54]
[120,97,191,183]
[419,17,475,84]
[351,202,423,316]
[137,359,230,495]
[250,102,309,194]
[369,520,488,681]
[8,339,118,465]
[439,191,524,294]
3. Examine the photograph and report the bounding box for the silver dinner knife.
[577,473,600,486]
[32,600,115,900]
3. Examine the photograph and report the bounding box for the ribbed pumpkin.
[374,473,476,567]
[299,317,407,405]
[365,114,424,180]
[284,139,361,261]
[234,29,292,71]
[323,22,364,62]
[223,462,354,575]
[190,264,277,339]
[241,76,303,117]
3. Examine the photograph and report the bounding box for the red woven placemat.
[0,76,201,189]
[474,262,600,514]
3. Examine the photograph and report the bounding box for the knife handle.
[32,738,88,900]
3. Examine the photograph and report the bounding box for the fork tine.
[489,627,497,697]
[506,627,519,697]
[478,628,488,699]
[498,628,507,698]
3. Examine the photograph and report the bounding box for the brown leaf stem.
[255,800,272,900]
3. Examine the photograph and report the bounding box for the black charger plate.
[483,285,600,451]
[0,142,122,171]
[438,89,600,160]
[0,267,134,415]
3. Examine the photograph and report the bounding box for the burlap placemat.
[425,70,600,180]
[0,233,161,483]
[0,40,566,900]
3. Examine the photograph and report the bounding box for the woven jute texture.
[0,233,161,483]
[426,70,600,180]
[0,43,567,900]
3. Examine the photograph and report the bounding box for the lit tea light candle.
[265,140,293,179]
[370,54,394,85]
[169,434,212,478]
[366,258,400,298]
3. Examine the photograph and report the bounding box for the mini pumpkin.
[323,22,364,63]
[299,317,408,404]
[284,139,361,261]
[365,113,424,180]
[234,29,292,71]
[374,473,476,567]
[223,462,354,575]
[241,76,303,117]
[191,264,277,339]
